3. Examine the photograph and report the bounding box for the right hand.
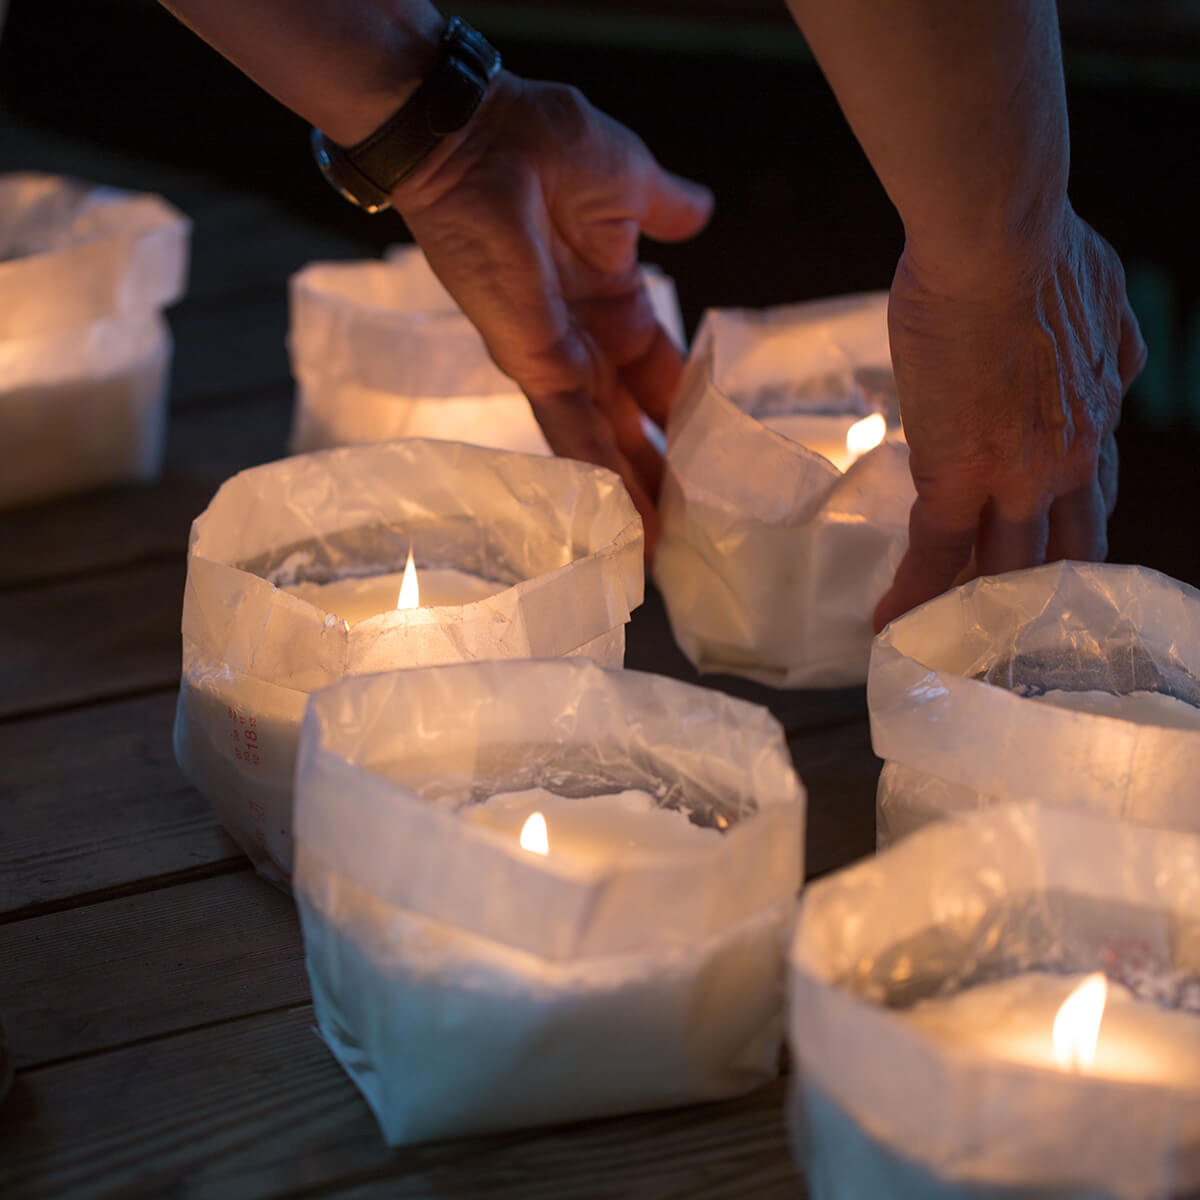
[874,205,1147,630]
[391,71,714,556]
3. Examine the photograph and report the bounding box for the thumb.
[1117,294,1148,394]
[640,168,713,243]
[873,492,983,632]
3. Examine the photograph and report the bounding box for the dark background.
[2,0,1198,585]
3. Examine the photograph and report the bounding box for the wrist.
[312,17,502,214]
[319,6,446,146]
[387,69,519,216]
[901,184,1071,299]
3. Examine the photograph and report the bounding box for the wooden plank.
[164,382,294,480]
[0,871,305,1070]
[0,474,207,590]
[168,296,292,408]
[0,560,184,718]
[788,719,880,880]
[0,690,242,917]
[311,1086,801,1200]
[0,1006,798,1200]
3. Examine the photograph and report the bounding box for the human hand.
[391,71,713,556]
[873,205,1147,631]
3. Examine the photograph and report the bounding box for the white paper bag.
[288,245,685,454]
[655,293,914,688]
[0,173,189,507]
[789,803,1200,1200]
[294,658,805,1144]
[173,439,643,883]
[870,561,1200,847]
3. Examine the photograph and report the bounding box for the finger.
[974,499,1050,577]
[529,388,660,560]
[592,377,665,501]
[639,167,713,243]
[1117,294,1148,393]
[873,491,986,632]
[619,325,684,431]
[571,288,684,430]
[1046,478,1109,563]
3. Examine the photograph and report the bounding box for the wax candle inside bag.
[870,561,1200,848]
[173,439,643,884]
[293,658,806,1145]
[789,803,1200,1200]
[287,245,685,454]
[655,293,914,688]
[0,173,189,508]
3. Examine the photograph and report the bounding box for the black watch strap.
[312,17,500,213]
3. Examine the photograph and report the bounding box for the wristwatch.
[311,17,501,213]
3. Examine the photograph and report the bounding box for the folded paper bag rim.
[868,560,1200,825]
[293,657,806,961]
[182,438,645,693]
[0,171,190,341]
[655,292,913,688]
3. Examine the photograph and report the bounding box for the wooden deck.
[0,109,880,1198]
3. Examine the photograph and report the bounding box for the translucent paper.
[789,803,1200,1200]
[655,293,914,688]
[870,561,1200,847]
[0,173,189,507]
[288,245,685,453]
[173,439,643,883]
[294,658,805,1144]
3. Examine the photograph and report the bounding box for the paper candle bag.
[288,244,685,454]
[0,172,189,507]
[789,803,1200,1200]
[293,658,806,1144]
[871,561,1200,848]
[655,292,914,688]
[173,439,643,883]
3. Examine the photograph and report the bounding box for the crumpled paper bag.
[789,803,1200,1200]
[655,292,914,688]
[871,561,1200,847]
[288,244,685,454]
[0,173,189,507]
[173,439,643,884]
[294,657,805,1144]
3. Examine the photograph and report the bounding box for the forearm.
[786,0,1069,291]
[159,0,444,144]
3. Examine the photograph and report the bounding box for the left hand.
[392,71,713,556]
[874,205,1147,631]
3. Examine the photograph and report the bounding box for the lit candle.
[291,656,805,1145]
[464,787,722,871]
[760,411,888,473]
[283,547,507,624]
[902,971,1200,1088]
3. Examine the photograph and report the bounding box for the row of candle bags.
[6,175,1199,1198]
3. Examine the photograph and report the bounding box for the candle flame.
[1052,972,1107,1071]
[519,811,549,856]
[845,413,887,461]
[396,547,420,610]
